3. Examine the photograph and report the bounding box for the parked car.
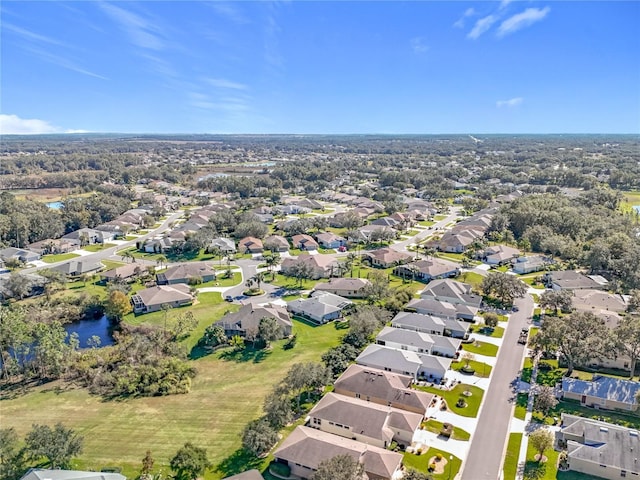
[338,245,347,252]
[225,295,233,302]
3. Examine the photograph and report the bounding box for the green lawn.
[456,271,484,288]
[515,393,529,420]
[451,359,492,378]
[0,315,344,479]
[521,356,533,383]
[416,384,484,417]
[461,340,498,357]
[422,419,471,441]
[102,260,126,271]
[194,272,242,289]
[434,215,448,221]
[418,220,435,227]
[403,449,461,479]
[523,437,559,480]
[503,433,523,480]
[82,243,117,252]
[472,325,505,338]
[116,246,218,264]
[268,273,328,291]
[41,252,80,263]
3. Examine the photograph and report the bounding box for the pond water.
[46,201,64,209]
[633,205,640,214]
[65,314,116,348]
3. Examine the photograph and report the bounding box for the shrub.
[270,462,291,477]
[436,453,443,460]
[429,462,436,472]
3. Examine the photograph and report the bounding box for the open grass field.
[503,433,523,480]
[0,307,344,479]
[620,190,640,214]
[9,187,74,202]
[41,252,80,263]
[417,383,484,417]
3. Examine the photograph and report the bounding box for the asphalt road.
[460,293,534,480]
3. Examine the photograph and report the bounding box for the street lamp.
[448,455,454,480]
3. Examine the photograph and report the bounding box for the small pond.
[65,314,115,348]
[46,201,64,209]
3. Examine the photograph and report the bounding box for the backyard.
[0,314,344,479]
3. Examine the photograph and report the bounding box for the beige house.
[281,255,339,279]
[313,277,371,298]
[561,377,639,412]
[131,284,194,313]
[156,262,216,285]
[216,303,292,338]
[307,392,422,448]
[238,237,264,254]
[333,364,434,416]
[560,414,640,479]
[273,426,403,480]
[364,247,413,268]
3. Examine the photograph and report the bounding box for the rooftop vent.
[631,431,639,437]
[600,427,609,433]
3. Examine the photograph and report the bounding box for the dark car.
[224,295,234,302]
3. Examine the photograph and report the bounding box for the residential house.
[100,263,144,283]
[312,277,371,298]
[394,258,460,283]
[131,284,194,313]
[356,344,452,382]
[238,237,264,254]
[405,298,478,321]
[357,225,396,242]
[307,392,422,449]
[420,279,482,310]
[572,289,627,314]
[376,326,460,358]
[287,292,352,324]
[255,213,274,224]
[544,271,609,290]
[143,236,174,253]
[263,235,290,252]
[291,234,319,251]
[370,217,399,229]
[28,238,78,255]
[391,311,469,339]
[51,260,103,277]
[295,198,323,210]
[63,227,115,245]
[216,303,292,338]
[273,425,403,480]
[209,237,236,254]
[484,245,520,265]
[364,248,413,269]
[560,414,640,480]
[223,471,263,480]
[19,469,126,480]
[0,247,41,264]
[561,377,639,412]
[156,262,216,285]
[435,231,478,253]
[512,255,548,274]
[281,255,339,280]
[333,364,435,416]
[315,232,346,249]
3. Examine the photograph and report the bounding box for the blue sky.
[1,1,639,134]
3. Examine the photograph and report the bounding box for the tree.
[461,352,475,369]
[483,312,500,328]
[141,450,154,477]
[282,362,330,411]
[362,270,391,305]
[481,272,528,306]
[25,423,83,468]
[312,454,364,480]
[627,289,640,314]
[263,392,293,429]
[258,316,282,348]
[241,419,278,457]
[173,311,198,340]
[539,290,573,314]
[402,470,432,480]
[170,442,211,480]
[265,252,281,280]
[529,428,554,462]
[104,290,132,322]
[532,312,609,376]
[322,344,359,378]
[5,272,31,300]
[0,427,26,480]
[200,324,227,348]
[534,386,559,414]
[613,315,640,378]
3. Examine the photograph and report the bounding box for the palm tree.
[251,272,266,291]
[345,253,358,278]
[122,250,133,263]
[265,253,281,280]
[156,255,167,270]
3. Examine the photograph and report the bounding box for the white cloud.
[497,7,550,37]
[410,37,429,54]
[496,97,524,108]
[3,23,68,47]
[206,78,248,90]
[100,3,164,50]
[22,46,108,80]
[207,2,249,24]
[454,7,476,28]
[0,114,59,134]
[467,15,498,39]
[499,0,513,10]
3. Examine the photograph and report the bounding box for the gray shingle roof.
[20,469,126,480]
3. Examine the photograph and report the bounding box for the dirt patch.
[428,456,449,474]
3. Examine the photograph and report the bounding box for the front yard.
[403,449,461,479]
[41,252,80,263]
[461,340,498,357]
[422,419,471,441]
[417,383,484,417]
